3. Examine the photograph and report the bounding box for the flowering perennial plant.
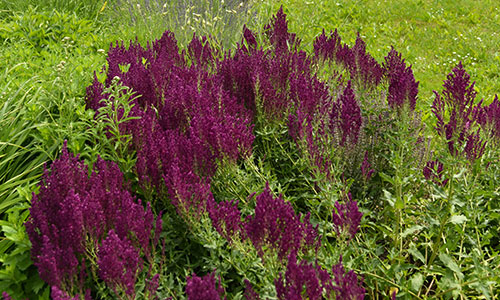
[331,257,366,300]
[332,194,363,240]
[97,230,142,297]
[186,271,226,300]
[475,95,500,142]
[51,284,91,300]
[275,254,330,300]
[25,144,161,297]
[423,160,449,187]
[275,254,365,300]
[330,81,363,146]
[208,199,243,243]
[383,47,419,111]
[245,184,320,260]
[86,31,255,219]
[432,62,486,161]
[314,30,383,88]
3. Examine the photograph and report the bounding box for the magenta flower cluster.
[244,184,320,259]
[209,184,320,260]
[25,144,161,297]
[85,26,258,222]
[186,271,226,300]
[314,30,383,88]
[97,230,143,296]
[330,81,363,146]
[432,62,486,162]
[275,254,365,300]
[332,194,363,240]
[475,95,500,142]
[423,160,449,187]
[383,47,419,111]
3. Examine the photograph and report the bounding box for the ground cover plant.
[1,0,499,299]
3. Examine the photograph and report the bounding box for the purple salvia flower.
[242,25,258,52]
[187,34,216,67]
[244,279,260,300]
[335,81,362,146]
[423,160,448,187]
[146,274,161,297]
[51,286,91,300]
[216,47,260,116]
[313,29,343,62]
[275,253,333,300]
[186,271,226,300]
[98,230,143,297]
[164,157,215,220]
[264,6,300,54]
[244,184,320,260]
[25,144,88,288]
[85,71,106,111]
[383,47,419,110]
[1,293,12,300]
[209,199,243,242]
[331,257,366,300]
[361,151,375,181]
[348,34,384,87]
[26,143,161,294]
[476,95,500,141]
[431,62,485,161]
[464,129,486,162]
[332,194,363,240]
[289,71,330,118]
[51,286,78,300]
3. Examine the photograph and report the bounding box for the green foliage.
[0,203,50,299]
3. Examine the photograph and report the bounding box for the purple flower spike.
[244,279,260,300]
[26,143,161,295]
[423,160,449,187]
[383,47,419,110]
[332,194,363,240]
[186,271,226,300]
[334,81,362,146]
[349,34,384,87]
[98,230,143,296]
[264,6,300,53]
[361,151,375,181]
[2,292,13,300]
[51,286,91,300]
[476,95,500,141]
[209,199,243,242]
[313,29,343,62]
[244,184,320,259]
[432,62,486,161]
[331,257,366,300]
[275,253,327,300]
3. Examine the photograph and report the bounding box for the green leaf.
[402,225,423,238]
[410,272,424,292]
[395,196,404,210]
[383,189,395,207]
[439,253,464,280]
[449,215,467,225]
[379,172,394,185]
[408,244,425,264]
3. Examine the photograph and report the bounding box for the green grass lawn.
[252,0,500,107]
